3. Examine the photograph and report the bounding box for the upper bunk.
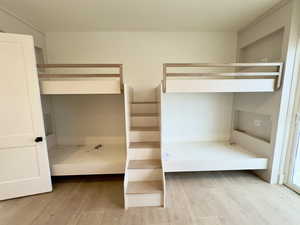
[162,62,283,93]
[38,64,123,95]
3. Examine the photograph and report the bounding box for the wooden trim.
[163,64,167,93]
[37,64,122,68]
[166,75,278,79]
[39,74,120,78]
[164,62,283,67]
[167,72,279,77]
[276,63,284,89]
[120,64,124,92]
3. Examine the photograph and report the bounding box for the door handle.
[35,137,43,143]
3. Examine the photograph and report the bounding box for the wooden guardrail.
[162,62,283,93]
[37,64,123,91]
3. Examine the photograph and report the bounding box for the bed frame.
[38,64,123,94]
[162,62,283,93]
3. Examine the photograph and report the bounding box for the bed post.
[163,64,167,93]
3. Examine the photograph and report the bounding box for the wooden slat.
[126,181,162,194]
[39,74,120,78]
[164,62,283,67]
[166,72,279,77]
[37,64,122,68]
[128,160,162,169]
[166,75,278,80]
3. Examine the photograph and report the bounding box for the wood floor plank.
[1,172,300,225]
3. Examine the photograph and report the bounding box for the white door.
[0,33,52,200]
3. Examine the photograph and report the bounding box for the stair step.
[128,160,162,169]
[126,181,162,194]
[127,169,162,181]
[132,101,158,104]
[131,104,157,114]
[131,117,158,127]
[131,127,159,131]
[125,192,163,208]
[131,113,158,117]
[130,130,160,142]
[130,142,160,149]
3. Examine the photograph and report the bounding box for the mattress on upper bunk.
[165,77,276,93]
[163,141,268,172]
[39,77,121,94]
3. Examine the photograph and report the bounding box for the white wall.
[236,1,294,183]
[46,31,237,143]
[46,32,236,90]
[164,93,234,142]
[52,95,125,145]
[0,8,45,48]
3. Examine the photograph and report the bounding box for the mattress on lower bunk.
[163,141,268,172]
[48,143,125,175]
[40,77,121,94]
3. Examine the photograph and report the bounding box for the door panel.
[0,147,39,182]
[0,33,52,200]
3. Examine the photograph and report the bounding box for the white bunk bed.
[38,64,125,176]
[161,62,284,173]
[38,64,123,94]
[163,63,283,93]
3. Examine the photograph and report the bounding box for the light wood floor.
[1,171,300,225]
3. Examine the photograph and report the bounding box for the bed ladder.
[124,90,165,208]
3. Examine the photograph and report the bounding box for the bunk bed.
[38,64,123,94]
[161,62,284,173]
[162,63,283,93]
[37,64,125,175]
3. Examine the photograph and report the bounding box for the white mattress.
[163,141,268,172]
[49,143,126,175]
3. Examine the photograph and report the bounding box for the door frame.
[284,37,300,192]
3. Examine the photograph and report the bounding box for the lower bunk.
[163,141,268,172]
[48,143,125,176]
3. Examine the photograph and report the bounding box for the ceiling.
[0,0,282,32]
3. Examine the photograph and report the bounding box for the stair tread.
[131,113,158,117]
[130,142,160,148]
[128,159,162,169]
[132,101,158,104]
[131,127,160,131]
[126,181,163,194]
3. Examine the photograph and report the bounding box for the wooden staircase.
[124,96,165,208]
